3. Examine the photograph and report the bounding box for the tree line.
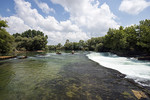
[0,19,48,55]
[0,19,150,56]
[48,19,150,56]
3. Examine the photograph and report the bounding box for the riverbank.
[0,50,45,60]
[109,50,150,61]
[0,56,16,60]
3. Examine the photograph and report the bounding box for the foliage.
[137,19,150,53]
[104,27,127,51]
[0,20,14,54]
[86,37,104,51]
[103,19,150,54]
[56,43,63,50]
[48,45,57,50]
[13,29,48,51]
[64,40,87,50]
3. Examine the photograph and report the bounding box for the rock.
[132,90,148,99]
[18,56,27,59]
[56,52,61,54]
[72,50,75,54]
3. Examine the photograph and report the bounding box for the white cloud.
[1,0,89,45]
[46,31,89,44]
[3,16,31,33]
[65,32,89,42]
[1,0,120,44]
[34,0,55,14]
[119,0,150,15]
[60,20,81,32]
[51,0,119,36]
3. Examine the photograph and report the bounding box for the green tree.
[0,20,8,29]
[137,19,150,53]
[104,28,127,51]
[48,45,57,50]
[64,39,73,50]
[13,30,48,51]
[124,25,138,52]
[0,20,14,54]
[79,40,86,50]
[56,43,62,50]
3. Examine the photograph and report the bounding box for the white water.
[87,52,150,86]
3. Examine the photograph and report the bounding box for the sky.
[0,0,150,45]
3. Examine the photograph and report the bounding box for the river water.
[0,51,150,100]
[87,52,150,87]
[0,51,89,100]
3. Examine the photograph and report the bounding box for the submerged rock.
[56,52,62,54]
[132,90,148,99]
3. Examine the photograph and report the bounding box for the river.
[0,51,149,100]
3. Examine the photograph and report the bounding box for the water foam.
[87,52,150,86]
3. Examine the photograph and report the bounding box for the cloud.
[51,0,119,36]
[1,0,89,45]
[60,20,81,32]
[65,32,89,41]
[3,16,31,33]
[1,0,120,44]
[119,0,150,15]
[34,0,55,14]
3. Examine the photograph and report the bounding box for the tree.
[64,39,73,50]
[48,45,57,50]
[72,42,79,50]
[65,39,70,44]
[0,20,14,54]
[96,43,104,51]
[137,19,150,53]
[0,20,8,29]
[13,30,48,51]
[124,25,138,52]
[56,43,62,50]
[79,40,86,50]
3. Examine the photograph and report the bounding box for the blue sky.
[0,0,150,44]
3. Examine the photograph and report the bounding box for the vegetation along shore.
[1,19,150,59]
